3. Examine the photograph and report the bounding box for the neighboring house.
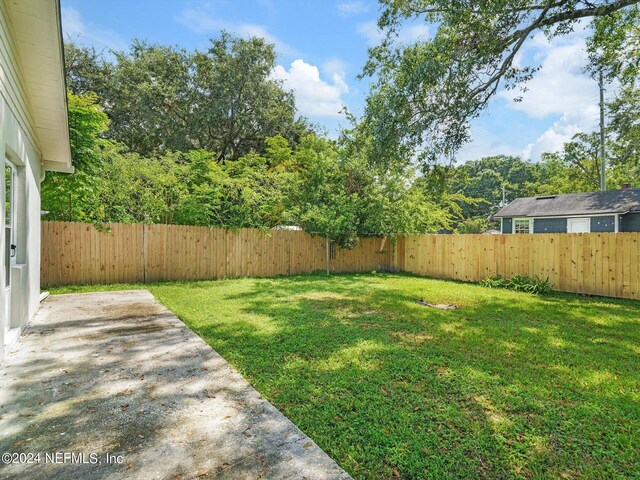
[494,186,640,234]
[1,0,71,362]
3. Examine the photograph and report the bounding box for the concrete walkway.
[0,291,351,480]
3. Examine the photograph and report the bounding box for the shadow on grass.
[152,273,640,479]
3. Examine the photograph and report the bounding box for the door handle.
[10,244,16,258]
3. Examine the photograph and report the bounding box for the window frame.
[4,161,14,228]
[513,218,532,234]
[5,161,15,288]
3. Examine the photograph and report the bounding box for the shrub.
[479,274,507,289]
[508,274,531,292]
[523,275,552,294]
[480,274,552,294]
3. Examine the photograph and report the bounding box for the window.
[5,162,14,287]
[4,163,11,226]
[514,218,531,234]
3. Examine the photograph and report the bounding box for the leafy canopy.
[362,0,639,167]
[65,34,311,161]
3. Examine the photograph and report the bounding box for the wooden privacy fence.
[400,233,640,300]
[40,222,395,287]
[41,222,640,300]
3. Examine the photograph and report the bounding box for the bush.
[480,274,552,294]
[479,274,507,289]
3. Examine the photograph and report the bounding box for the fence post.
[142,224,147,283]
[325,237,330,274]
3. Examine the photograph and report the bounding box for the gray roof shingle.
[494,188,640,218]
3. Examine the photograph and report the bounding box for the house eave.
[42,160,74,174]
[5,0,72,172]
[494,210,632,218]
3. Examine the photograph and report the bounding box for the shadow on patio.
[0,290,351,480]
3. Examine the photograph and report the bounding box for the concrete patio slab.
[0,290,351,480]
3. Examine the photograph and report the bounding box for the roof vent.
[535,195,556,200]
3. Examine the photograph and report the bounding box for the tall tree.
[64,34,311,160]
[587,4,640,83]
[453,156,540,217]
[41,92,110,222]
[362,0,640,167]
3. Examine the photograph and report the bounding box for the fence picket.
[40,222,640,300]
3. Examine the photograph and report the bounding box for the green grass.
[49,273,640,479]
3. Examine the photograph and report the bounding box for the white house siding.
[0,1,45,362]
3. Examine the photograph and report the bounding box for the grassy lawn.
[50,273,640,479]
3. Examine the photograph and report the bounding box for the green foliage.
[456,217,489,234]
[61,34,447,242]
[479,274,508,289]
[480,274,552,294]
[452,155,539,217]
[587,5,640,84]
[65,35,310,160]
[362,0,639,168]
[53,27,639,245]
[42,103,458,243]
[41,92,110,222]
[607,85,640,185]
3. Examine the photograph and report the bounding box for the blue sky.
[61,0,604,162]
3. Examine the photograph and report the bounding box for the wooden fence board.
[402,233,640,300]
[41,222,396,287]
[40,223,640,300]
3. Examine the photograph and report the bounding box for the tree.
[457,217,490,234]
[607,85,640,184]
[192,34,309,161]
[587,4,640,83]
[362,0,639,167]
[41,92,110,221]
[65,35,312,160]
[64,42,110,97]
[537,133,605,193]
[452,156,539,217]
[105,41,195,155]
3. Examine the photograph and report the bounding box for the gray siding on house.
[501,218,512,234]
[620,212,640,232]
[590,215,615,232]
[533,218,566,233]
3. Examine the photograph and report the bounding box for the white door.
[568,218,590,233]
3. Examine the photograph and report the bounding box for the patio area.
[0,290,350,480]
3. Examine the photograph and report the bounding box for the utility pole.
[599,70,606,191]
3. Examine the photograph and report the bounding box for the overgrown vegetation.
[49,274,640,479]
[47,2,640,239]
[480,274,553,294]
[43,37,479,247]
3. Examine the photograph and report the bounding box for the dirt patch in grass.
[417,299,459,309]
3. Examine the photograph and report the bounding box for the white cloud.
[497,28,600,161]
[500,44,597,119]
[356,20,384,45]
[338,1,370,17]
[322,58,349,77]
[61,6,126,52]
[177,6,295,56]
[357,20,429,46]
[61,6,84,37]
[522,106,599,161]
[272,59,349,117]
